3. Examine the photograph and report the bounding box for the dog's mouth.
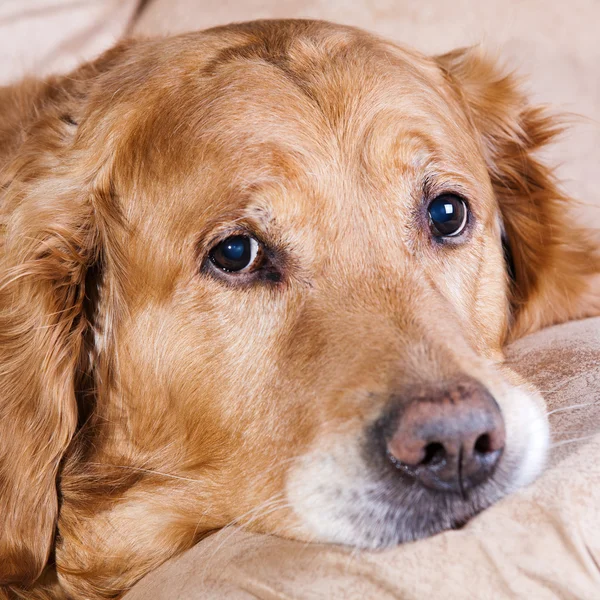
[286,446,511,550]
[353,456,508,548]
[286,378,549,549]
[286,447,509,550]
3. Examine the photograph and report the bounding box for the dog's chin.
[286,386,550,550]
[338,478,509,549]
[287,452,508,550]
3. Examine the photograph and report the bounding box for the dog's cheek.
[485,367,550,490]
[285,433,375,546]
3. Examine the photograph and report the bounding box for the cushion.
[0,0,139,85]
[125,317,600,599]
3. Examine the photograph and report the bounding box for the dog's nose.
[385,381,505,495]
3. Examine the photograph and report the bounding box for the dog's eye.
[209,235,260,272]
[428,195,468,238]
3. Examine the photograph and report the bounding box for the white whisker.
[87,463,205,483]
[198,494,290,577]
[551,434,598,448]
[536,371,596,395]
[546,402,600,416]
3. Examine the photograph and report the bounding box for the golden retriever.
[0,19,598,600]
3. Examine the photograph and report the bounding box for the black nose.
[384,380,505,495]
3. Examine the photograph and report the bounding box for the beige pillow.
[0,0,139,85]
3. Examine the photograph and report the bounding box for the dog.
[1,18,598,600]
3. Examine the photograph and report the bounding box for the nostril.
[422,442,446,466]
[474,433,492,454]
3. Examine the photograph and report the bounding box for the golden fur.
[0,20,598,600]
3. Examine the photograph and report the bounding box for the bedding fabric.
[126,317,600,599]
[0,0,139,85]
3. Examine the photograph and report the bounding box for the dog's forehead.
[165,32,482,193]
[181,29,472,163]
[114,25,491,257]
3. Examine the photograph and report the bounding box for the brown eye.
[209,235,260,272]
[428,195,468,238]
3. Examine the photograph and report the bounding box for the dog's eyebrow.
[242,201,277,230]
[358,122,439,182]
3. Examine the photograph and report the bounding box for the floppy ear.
[0,45,130,585]
[436,47,600,339]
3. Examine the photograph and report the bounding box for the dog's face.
[1,20,599,598]
[101,30,542,549]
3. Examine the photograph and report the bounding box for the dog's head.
[1,20,598,596]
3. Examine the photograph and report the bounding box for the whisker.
[252,455,300,483]
[86,463,205,484]
[535,371,596,395]
[542,463,600,474]
[344,541,363,574]
[546,402,600,416]
[198,495,290,575]
[551,434,598,448]
[200,494,286,540]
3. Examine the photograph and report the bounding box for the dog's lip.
[355,458,509,545]
[366,500,484,547]
[383,494,490,544]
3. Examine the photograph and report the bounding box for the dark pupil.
[211,236,251,271]
[428,195,466,237]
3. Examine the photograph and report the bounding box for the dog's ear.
[0,44,131,586]
[436,47,600,339]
